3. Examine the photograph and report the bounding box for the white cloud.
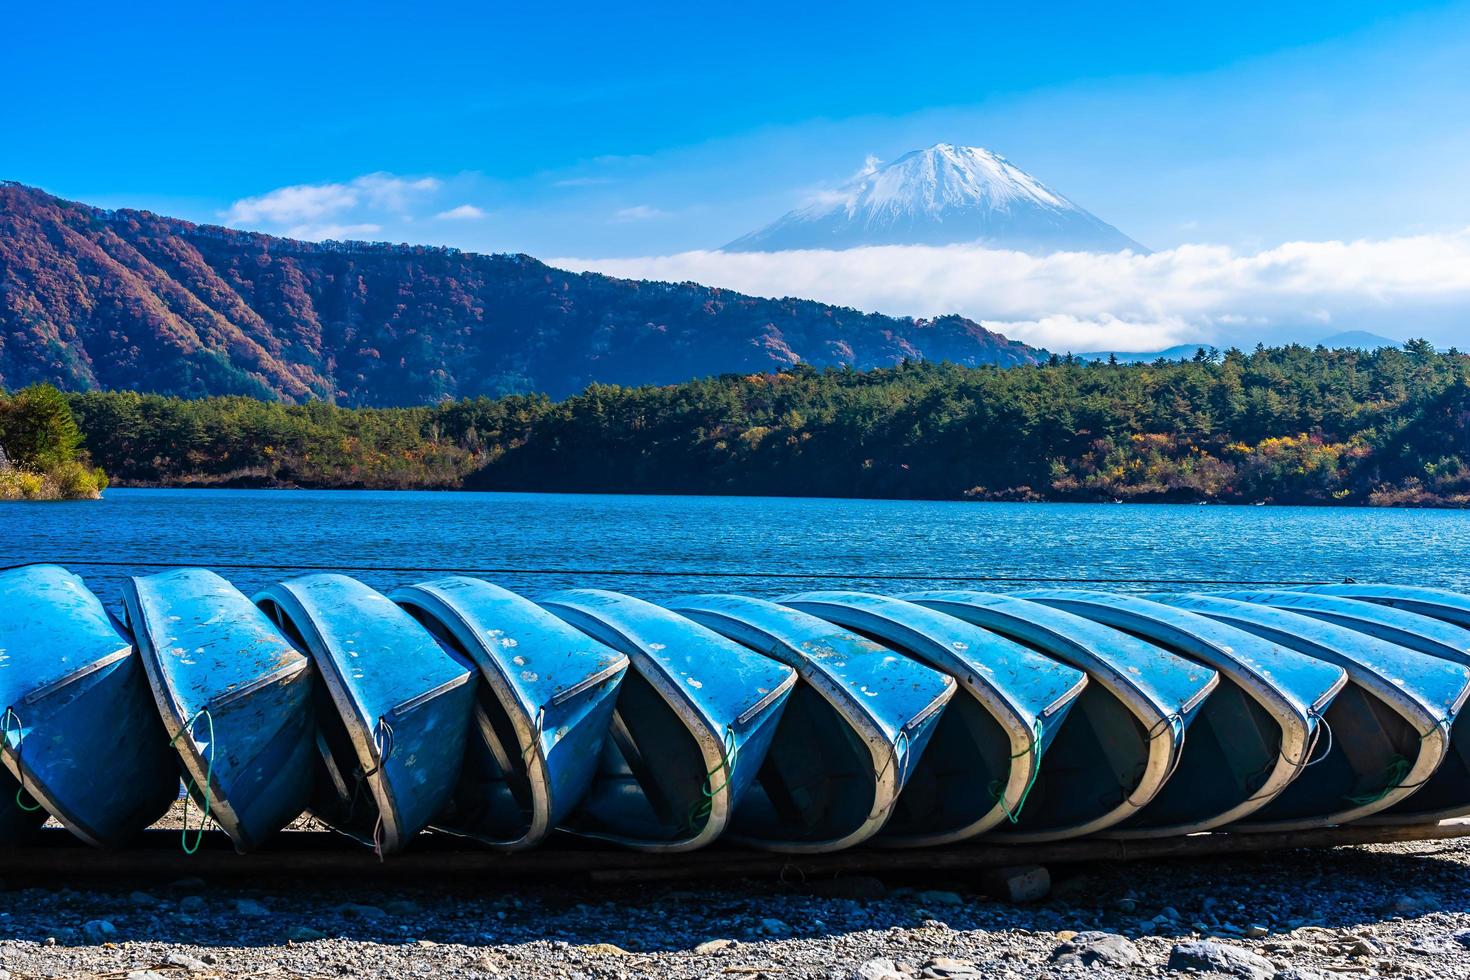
[226,184,359,225]
[553,231,1470,351]
[980,314,1197,352]
[611,205,669,222]
[435,204,486,221]
[224,173,440,227]
[794,153,881,209]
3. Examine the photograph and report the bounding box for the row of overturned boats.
[3,564,1470,857]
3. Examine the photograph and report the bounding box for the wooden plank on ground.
[1,821,1466,883]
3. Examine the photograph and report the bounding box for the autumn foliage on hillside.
[0,182,1037,405]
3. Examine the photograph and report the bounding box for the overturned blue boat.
[255,574,475,855]
[902,592,1221,839]
[670,594,956,852]
[392,577,629,851]
[1161,594,1470,827]
[123,569,316,853]
[540,590,796,852]
[0,565,176,846]
[1210,589,1470,822]
[1017,590,1349,833]
[1298,583,1470,629]
[780,592,1091,844]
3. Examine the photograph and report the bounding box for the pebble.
[582,942,630,956]
[0,821,1464,980]
[1167,940,1277,980]
[80,919,116,943]
[1051,931,1143,968]
[163,951,208,972]
[854,958,910,980]
[234,898,270,917]
[924,956,982,977]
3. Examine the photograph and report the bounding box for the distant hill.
[0,182,1039,405]
[1316,331,1402,350]
[1076,344,1211,364]
[725,143,1145,255]
[1079,332,1409,363]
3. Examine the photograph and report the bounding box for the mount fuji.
[724,143,1146,255]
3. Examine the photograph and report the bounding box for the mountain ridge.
[725,143,1145,254]
[0,181,1040,405]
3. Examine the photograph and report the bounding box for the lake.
[3,488,1467,606]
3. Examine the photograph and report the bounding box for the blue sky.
[7,1,1470,349]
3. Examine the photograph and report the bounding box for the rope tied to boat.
[1345,755,1413,807]
[0,708,43,813]
[989,717,1046,824]
[1239,707,1337,806]
[521,706,546,767]
[1344,719,1447,807]
[873,727,912,786]
[169,707,216,855]
[369,716,396,862]
[1112,711,1189,810]
[1298,706,1335,770]
[1153,711,1189,788]
[686,725,739,837]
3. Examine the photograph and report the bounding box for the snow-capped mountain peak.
[724,143,1145,254]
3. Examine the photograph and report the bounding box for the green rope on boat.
[686,725,739,836]
[1344,719,1446,808]
[170,708,216,856]
[989,717,1045,824]
[1,708,42,812]
[1344,754,1412,807]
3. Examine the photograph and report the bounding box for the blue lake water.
[3,488,1467,607]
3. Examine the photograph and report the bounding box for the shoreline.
[1,831,1463,979]
[82,479,1470,509]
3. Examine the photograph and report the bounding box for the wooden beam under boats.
[2,820,1468,884]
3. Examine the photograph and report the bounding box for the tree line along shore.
[4,340,1460,507]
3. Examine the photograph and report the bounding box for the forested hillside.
[63,342,1470,506]
[0,182,1037,404]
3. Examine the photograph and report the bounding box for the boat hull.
[255,574,474,855]
[901,592,1220,840]
[671,594,956,852]
[542,589,796,852]
[392,577,628,851]
[781,592,1091,844]
[1018,590,1349,833]
[0,565,176,847]
[1158,594,1470,829]
[124,568,316,853]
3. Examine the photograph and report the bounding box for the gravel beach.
[1,831,1467,979]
